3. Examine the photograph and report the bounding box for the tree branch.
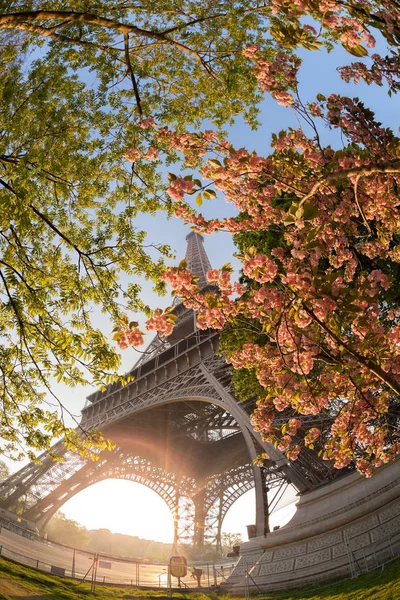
[297,160,400,209]
[0,11,215,73]
[302,303,400,397]
[124,33,143,117]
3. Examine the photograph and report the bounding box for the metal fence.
[344,530,400,577]
[239,530,400,597]
[2,517,399,594]
[0,521,236,589]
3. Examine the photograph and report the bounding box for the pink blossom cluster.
[167,178,194,202]
[123,148,141,162]
[162,266,242,330]
[286,445,302,461]
[251,51,300,106]
[336,18,375,48]
[139,117,156,129]
[146,310,175,337]
[243,254,278,283]
[339,51,400,94]
[117,327,144,350]
[154,94,399,472]
[145,147,159,161]
[304,428,321,446]
[207,269,219,283]
[242,44,260,59]
[162,267,200,296]
[124,145,159,164]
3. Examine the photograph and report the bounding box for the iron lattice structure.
[0,233,348,553]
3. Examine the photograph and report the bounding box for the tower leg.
[254,463,268,537]
[215,484,224,554]
[261,467,270,536]
[172,487,180,553]
[192,490,206,551]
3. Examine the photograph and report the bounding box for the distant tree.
[87,528,113,554]
[222,532,243,549]
[46,512,89,549]
[221,532,243,552]
[85,528,172,560]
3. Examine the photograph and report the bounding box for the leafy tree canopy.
[0,0,274,460]
[221,532,243,552]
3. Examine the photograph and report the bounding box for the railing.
[354,531,400,574]
[0,521,236,590]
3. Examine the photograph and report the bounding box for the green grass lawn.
[0,555,399,600]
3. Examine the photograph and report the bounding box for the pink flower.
[146,310,175,337]
[123,148,141,162]
[368,269,390,290]
[207,269,219,283]
[139,117,156,129]
[117,327,144,349]
[145,147,159,161]
[243,254,277,283]
[287,445,301,461]
[167,178,194,202]
[242,44,260,59]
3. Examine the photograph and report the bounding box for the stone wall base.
[225,460,400,593]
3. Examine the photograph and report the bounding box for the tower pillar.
[192,489,206,550]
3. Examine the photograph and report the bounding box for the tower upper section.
[133,232,214,368]
[185,231,212,290]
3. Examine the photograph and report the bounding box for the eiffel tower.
[0,232,347,554]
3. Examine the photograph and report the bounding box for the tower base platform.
[225,459,400,593]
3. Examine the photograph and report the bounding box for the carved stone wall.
[226,459,400,592]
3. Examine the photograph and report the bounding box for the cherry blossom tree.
[118,7,400,476]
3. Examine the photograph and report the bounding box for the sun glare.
[60,479,174,543]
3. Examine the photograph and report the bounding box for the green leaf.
[341,42,369,57]
[295,206,304,219]
[221,262,233,272]
[302,201,320,221]
[208,159,222,168]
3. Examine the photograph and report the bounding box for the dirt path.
[0,578,49,599]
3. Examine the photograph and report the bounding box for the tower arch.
[32,458,179,532]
